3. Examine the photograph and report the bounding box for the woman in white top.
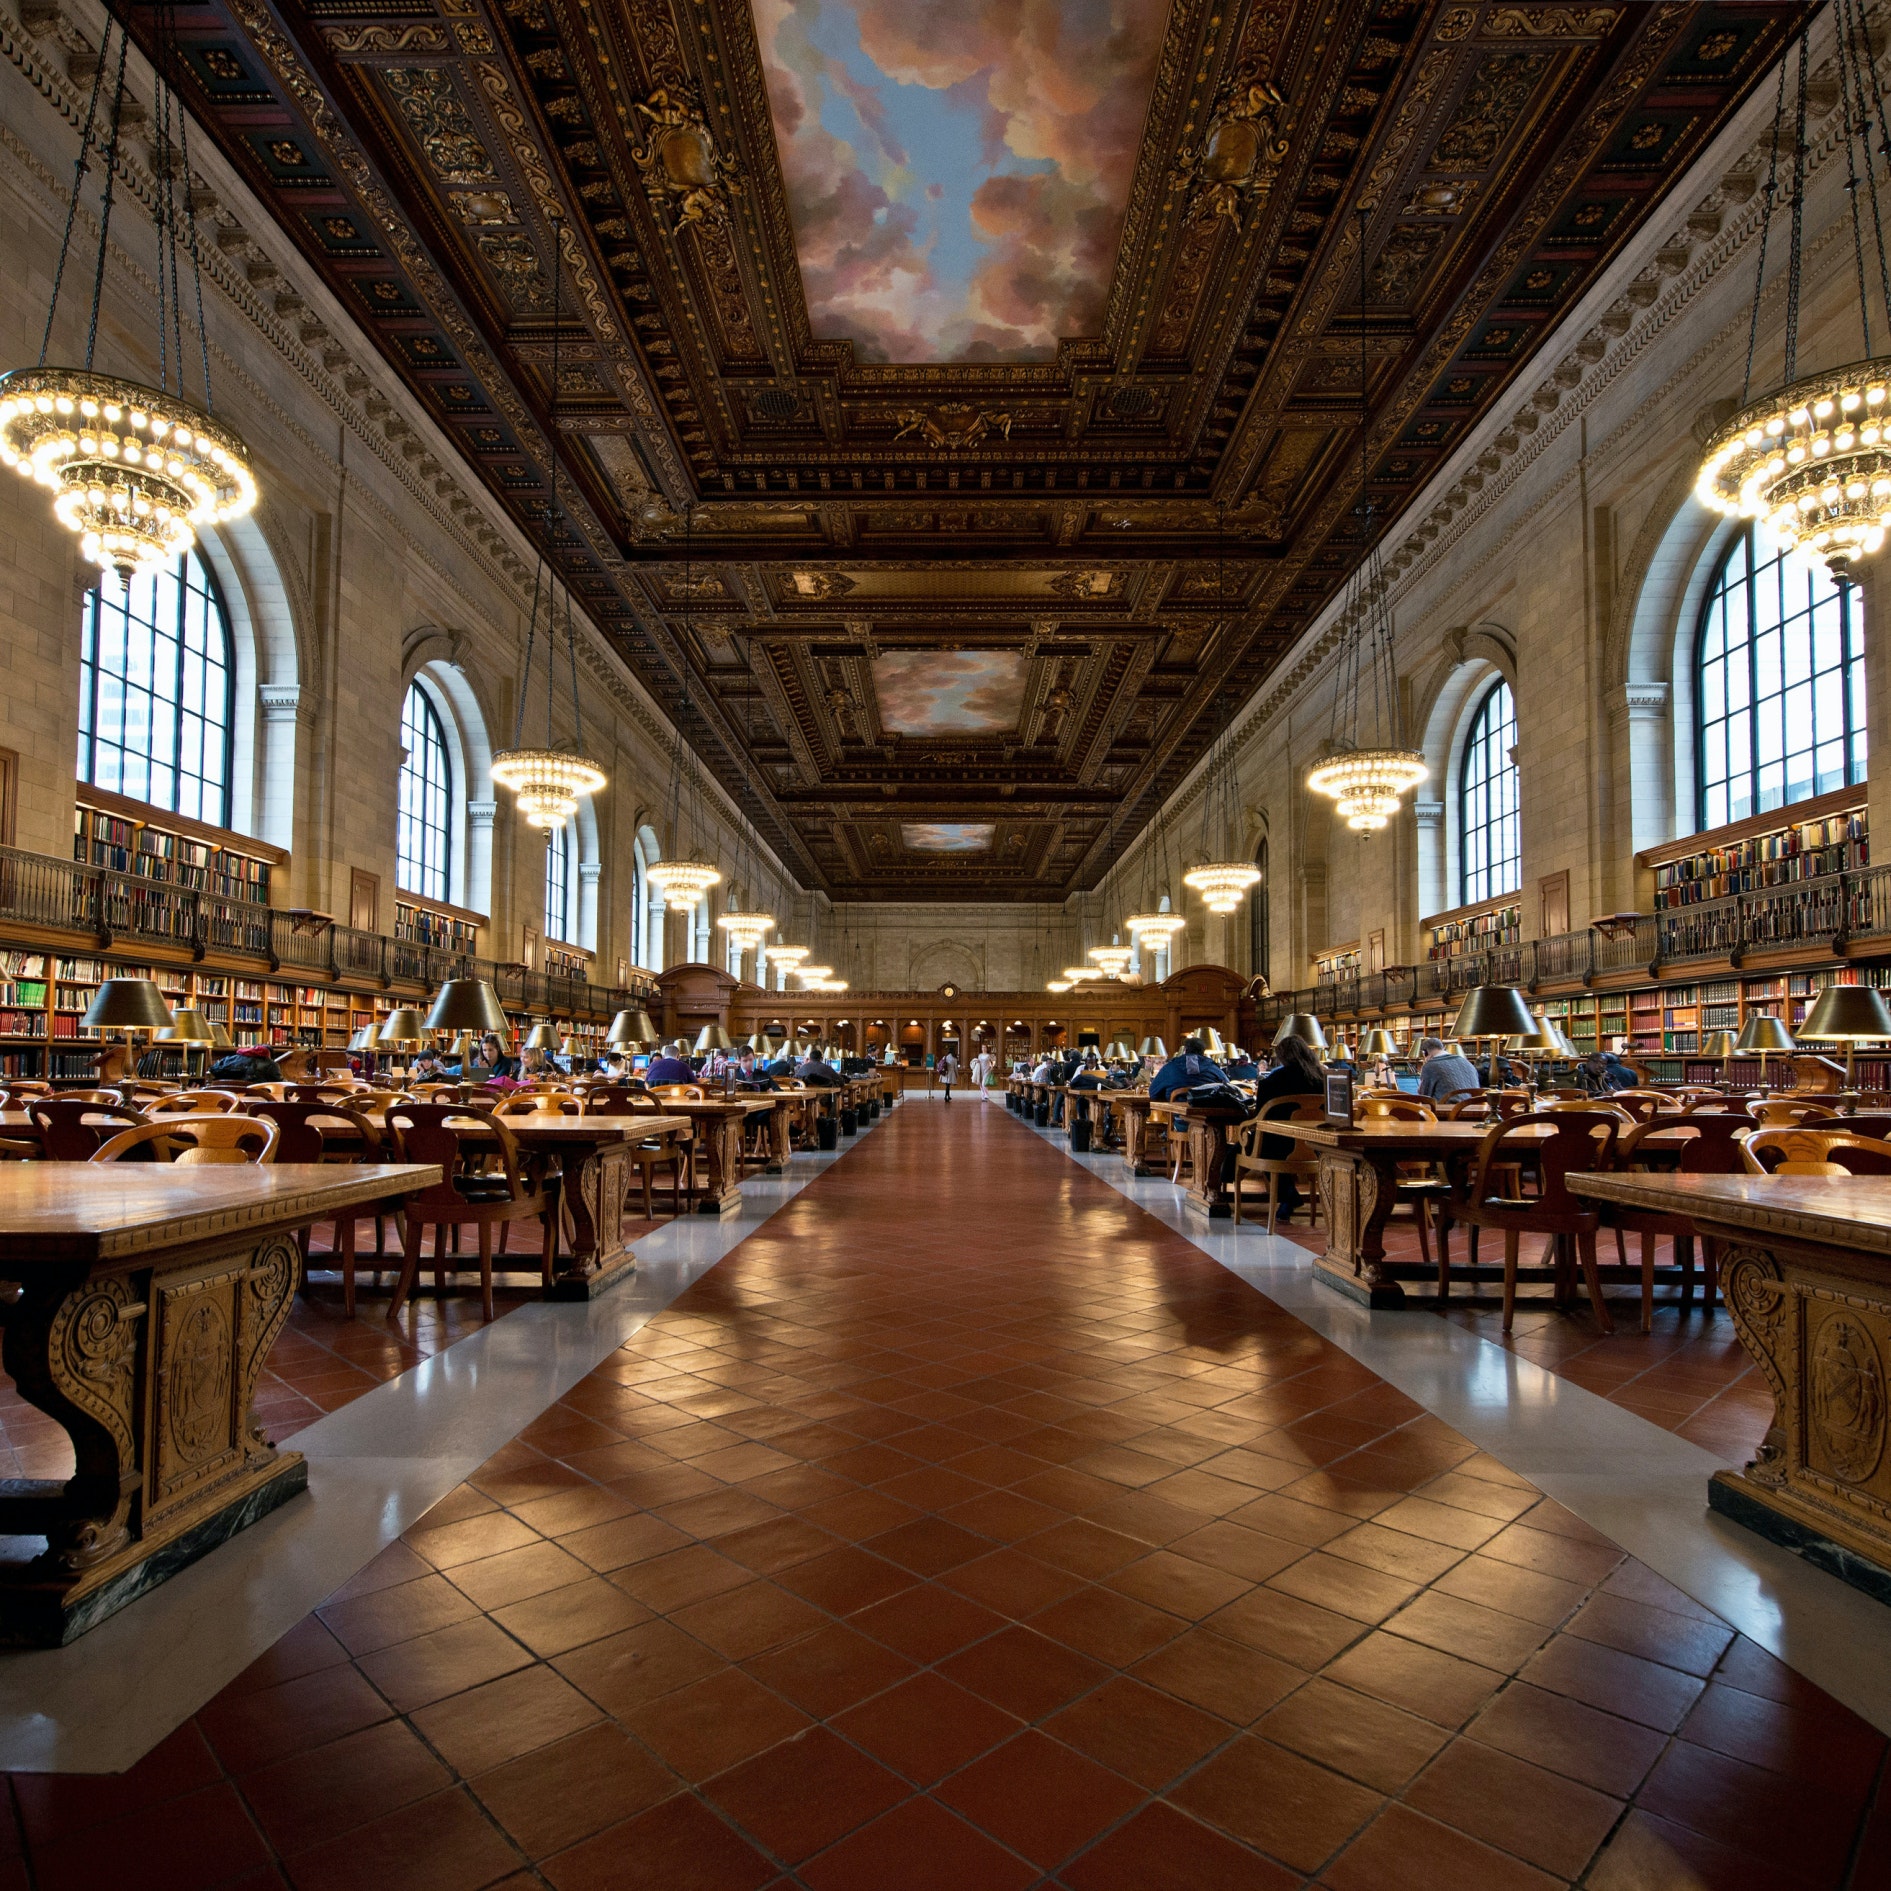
[970,1047,995,1097]
[938,1049,958,1102]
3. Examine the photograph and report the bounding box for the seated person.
[1222,1047,1260,1080]
[1415,1036,1480,1100]
[795,1052,843,1087]
[1068,1052,1105,1091]
[1249,1035,1329,1215]
[207,1043,282,1085]
[1578,1049,1637,1096]
[471,1032,520,1081]
[1149,1037,1226,1100]
[644,1040,698,1085]
[1030,1054,1061,1083]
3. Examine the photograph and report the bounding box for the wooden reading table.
[1572,1172,1891,1605]
[0,1162,437,1644]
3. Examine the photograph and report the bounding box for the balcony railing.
[0,842,657,1018]
[1261,863,1891,1026]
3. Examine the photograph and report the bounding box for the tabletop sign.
[1325,1070,1354,1125]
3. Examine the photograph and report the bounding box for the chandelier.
[1697,14,1891,575]
[646,859,720,905]
[491,749,607,829]
[1184,709,1263,910]
[1088,945,1132,976]
[794,963,834,983]
[1126,911,1186,945]
[808,977,848,993]
[492,215,607,825]
[4,15,258,575]
[1046,979,1072,993]
[1305,209,1426,831]
[1183,861,1263,915]
[716,911,774,950]
[1126,807,1187,953]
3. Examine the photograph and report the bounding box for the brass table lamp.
[1735,1013,1796,1091]
[1798,985,1891,1091]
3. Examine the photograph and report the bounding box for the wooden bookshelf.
[1639,789,1867,910]
[1423,895,1522,961]
[1312,943,1362,980]
[393,894,485,956]
[75,789,282,906]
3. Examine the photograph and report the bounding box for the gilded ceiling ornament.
[788,568,855,600]
[631,87,741,229]
[1170,70,1290,228]
[890,406,1014,449]
[382,68,496,184]
[321,23,449,55]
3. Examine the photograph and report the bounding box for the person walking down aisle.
[939,1047,958,1102]
[971,1044,995,1099]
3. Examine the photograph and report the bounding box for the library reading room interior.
[9,0,1891,1886]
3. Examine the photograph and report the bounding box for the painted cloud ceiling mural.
[902,822,996,853]
[752,0,1169,362]
[872,650,1028,735]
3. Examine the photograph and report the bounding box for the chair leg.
[1265,1177,1280,1238]
[1640,1230,1656,1335]
[478,1221,495,1323]
[1699,1236,1718,1310]
[1579,1227,1614,1335]
[1502,1228,1520,1333]
[1414,1200,1433,1269]
[434,1224,448,1305]
[541,1206,556,1293]
[387,1215,424,1323]
[642,1162,655,1220]
[340,1214,357,1319]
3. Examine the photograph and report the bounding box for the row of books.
[1426,905,1522,960]
[72,809,272,906]
[1652,809,1867,908]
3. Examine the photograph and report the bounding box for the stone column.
[1609,682,1672,913]
[256,685,307,898]
[467,800,497,933]
[1854,562,1891,868]
[1412,801,1444,945]
[578,860,601,957]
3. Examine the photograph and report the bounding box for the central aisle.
[13,1100,1886,1889]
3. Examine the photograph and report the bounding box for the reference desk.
[0,1162,437,1644]
[1574,1172,1891,1605]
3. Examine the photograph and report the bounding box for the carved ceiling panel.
[126,0,1805,896]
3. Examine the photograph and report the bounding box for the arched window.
[78,550,233,824]
[1697,523,1866,828]
[545,823,574,941]
[397,682,452,902]
[1459,680,1520,906]
[632,826,661,970]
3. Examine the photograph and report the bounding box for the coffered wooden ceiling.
[130,0,1801,898]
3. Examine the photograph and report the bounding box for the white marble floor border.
[1012,1106,1891,1738]
[0,1109,893,1774]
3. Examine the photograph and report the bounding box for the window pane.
[1459,681,1520,906]
[1696,524,1865,832]
[76,553,232,824]
[396,683,452,902]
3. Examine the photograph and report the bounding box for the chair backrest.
[1473,1110,1618,1212]
[1359,1095,1435,1121]
[491,1092,581,1117]
[91,1115,279,1165]
[386,1103,526,1203]
[582,1085,651,1113]
[1608,1090,1676,1123]
[1826,1135,1891,1176]
[654,1084,707,1101]
[147,1091,242,1116]
[1744,1128,1860,1176]
[1752,1099,1843,1128]
[28,1097,145,1160]
[1834,1113,1891,1139]
[1619,1112,1753,1176]
[241,1081,296,1101]
[287,1083,361,1104]
[242,1099,362,1162]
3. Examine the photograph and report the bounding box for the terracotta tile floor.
[1275,1221,1774,1463]
[4,1106,1885,1889]
[0,1215,662,1478]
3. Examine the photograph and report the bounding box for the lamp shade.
[1275,1013,1328,1052]
[209,1022,232,1051]
[522,1023,559,1053]
[158,1007,215,1044]
[378,1007,427,1046]
[1699,1029,1739,1059]
[447,1032,473,1061]
[694,1024,735,1052]
[607,1008,659,1047]
[1736,1013,1797,1054]
[1799,984,1891,1042]
[1359,1027,1398,1057]
[348,1024,378,1052]
[1451,985,1538,1040]
[1138,1036,1167,1059]
[81,977,172,1031]
[425,978,509,1035]
[1518,1015,1566,1055]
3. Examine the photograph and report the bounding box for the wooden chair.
[492,1092,581,1117]
[1359,1095,1435,1121]
[1751,1100,1844,1128]
[1603,1115,1752,1331]
[627,1117,695,1218]
[91,1116,279,1165]
[287,1083,365,1105]
[1230,1099,1326,1234]
[147,1091,243,1116]
[383,1105,556,1322]
[0,1081,52,1104]
[1355,1095,1455,1263]
[652,1083,708,1102]
[253,1101,399,1315]
[581,1085,651,1113]
[1745,1129,1891,1176]
[1605,1090,1678,1123]
[1441,1111,1620,1333]
[28,1097,145,1160]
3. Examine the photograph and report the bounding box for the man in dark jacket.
[795,1053,843,1087]
[1149,1038,1226,1100]
[1223,1048,1260,1080]
[644,1041,697,1085]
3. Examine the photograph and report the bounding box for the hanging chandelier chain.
[1785,26,1811,386]
[1838,0,1875,358]
[172,19,213,412]
[1744,55,1788,403]
[39,15,112,368]
[1839,0,1891,348]
[82,29,131,373]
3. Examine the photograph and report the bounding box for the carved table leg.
[0,1236,308,1644]
[1181,1117,1232,1220]
[1311,1149,1405,1306]
[696,1114,745,1212]
[546,1142,638,1300]
[765,1104,792,1173]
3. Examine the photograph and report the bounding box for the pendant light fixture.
[644,509,723,910]
[1698,7,1891,576]
[1306,210,1427,830]
[715,661,773,963]
[491,217,607,826]
[1127,806,1187,952]
[1,13,257,574]
[1184,698,1261,914]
